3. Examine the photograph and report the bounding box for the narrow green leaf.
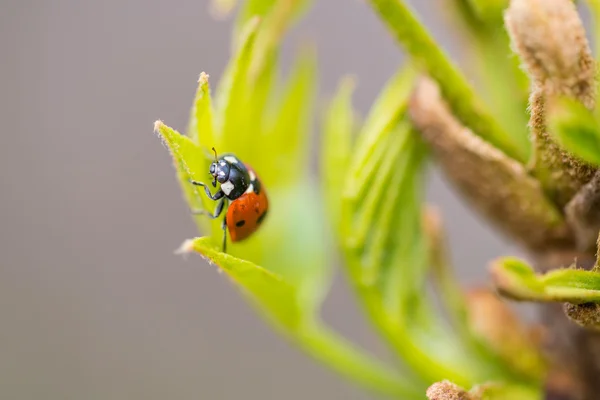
[236,0,311,34]
[346,66,418,199]
[210,0,238,18]
[261,47,316,185]
[187,72,217,149]
[464,0,509,25]
[367,0,529,162]
[330,65,483,385]
[183,237,423,399]
[492,257,600,303]
[299,328,423,400]
[247,0,302,83]
[346,123,411,263]
[340,114,477,386]
[547,96,600,165]
[448,0,530,152]
[474,382,541,400]
[322,76,356,232]
[154,121,221,242]
[424,210,544,384]
[214,17,260,136]
[237,0,276,26]
[185,236,302,327]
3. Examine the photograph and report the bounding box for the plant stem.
[353,282,475,388]
[300,325,424,399]
[367,0,529,163]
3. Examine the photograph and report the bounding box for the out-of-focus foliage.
[547,96,600,166]
[367,0,529,163]
[156,2,422,397]
[155,0,600,399]
[322,65,543,390]
[492,257,600,303]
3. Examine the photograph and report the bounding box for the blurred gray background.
[1,1,525,399]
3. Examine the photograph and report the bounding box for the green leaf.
[346,66,417,198]
[214,17,260,137]
[476,384,541,400]
[491,257,600,303]
[154,121,221,243]
[340,114,476,386]
[322,76,356,232]
[187,72,217,150]
[185,237,302,326]
[367,0,529,162]
[424,211,545,384]
[159,3,430,398]
[547,96,600,166]
[464,0,509,25]
[182,237,423,399]
[235,0,312,34]
[261,47,316,185]
[332,65,514,387]
[210,0,238,18]
[233,183,332,312]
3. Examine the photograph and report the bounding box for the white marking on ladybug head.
[221,180,235,196]
[249,170,256,181]
[224,156,239,164]
[245,183,254,194]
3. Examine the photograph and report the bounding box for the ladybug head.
[209,147,230,187]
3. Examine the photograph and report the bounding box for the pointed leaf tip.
[209,0,238,19]
[492,257,600,303]
[174,239,196,256]
[198,72,210,84]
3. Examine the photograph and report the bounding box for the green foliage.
[154,0,600,398]
[156,4,425,397]
[182,237,422,399]
[547,96,600,166]
[334,68,473,385]
[324,66,541,392]
[321,76,356,231]
[463,0,509,24]
[492,257,600,303]
[367,0,529,163]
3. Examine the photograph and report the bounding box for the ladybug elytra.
[190,148,269,252]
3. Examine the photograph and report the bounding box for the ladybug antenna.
[212,147,218,163]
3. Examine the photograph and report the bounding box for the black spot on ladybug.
[235,220,246,227]
[257,210,267,225]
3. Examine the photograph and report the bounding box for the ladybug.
[190,148,269,252]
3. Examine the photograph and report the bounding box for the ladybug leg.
[191,198,225,219]
[222,216,228,253]
[189,180,225,200]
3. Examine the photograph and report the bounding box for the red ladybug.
[190,148,269,252]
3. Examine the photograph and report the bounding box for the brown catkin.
[505,0,597,207]
[426,381,473,400]
[409,77,572,251]
[564,303,600,330]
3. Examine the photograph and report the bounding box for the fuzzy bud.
[426,381,473,400]
[505,0,597,206]
[409,77,571,251]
